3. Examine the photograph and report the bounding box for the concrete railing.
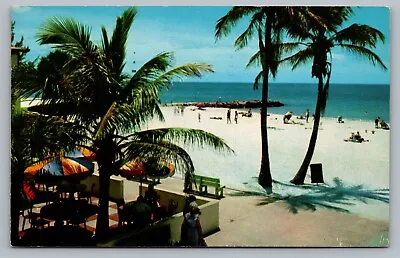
[81,173,124,201]
[140,185,219,243]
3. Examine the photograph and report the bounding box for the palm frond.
[280,46,313,71]
[253,71,263,90]
[246,51,261,68]
[336,43,387,70]
[108,7,137,77]
[152,63,214,87]
[122,140,195,175]
[215,6,259,41]
[128,128,234,154]
[234,12,264,49]
[123,52,174,95]
[101,26,110,55]
[36,17,95,56]
[331,23,385,48]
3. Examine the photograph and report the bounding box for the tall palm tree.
[215,7,326,189]
[282,7,387,185]
[31,7,233,238]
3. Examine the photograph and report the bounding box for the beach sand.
[137,106,389,246]
[22,102,390,246]
[146,106,389,222]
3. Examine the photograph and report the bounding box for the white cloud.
[12,6,32,13]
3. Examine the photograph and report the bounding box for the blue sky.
[11,6,390,84]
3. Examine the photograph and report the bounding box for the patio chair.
[21,206,51,230]
[79,183,96,204]
[116,198,129,227]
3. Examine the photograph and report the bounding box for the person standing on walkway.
[306,109,310,123]
[180,202,205,246]
[227,108,231,124]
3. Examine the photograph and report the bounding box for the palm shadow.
[228,177,389,214]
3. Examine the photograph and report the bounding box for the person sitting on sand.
[283,111,293,124]
[337,116,344,123]
[380,120,389,130]
[345,132,368,143]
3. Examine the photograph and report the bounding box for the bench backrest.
[193,175,220,185]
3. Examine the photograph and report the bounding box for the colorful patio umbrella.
[120,159,175,193]
[24,156,94,178]
[120,159,175,179]
[119,158,146,178]
[65,147,96,161]
[147,162,175,180]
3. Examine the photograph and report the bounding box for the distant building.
[11,46,29,67]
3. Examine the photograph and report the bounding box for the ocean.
[160,82,390,123]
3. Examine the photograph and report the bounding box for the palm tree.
[215,7,326,189]
[282,7,387,185]
[11,67,81,244]
[31,7,233,239]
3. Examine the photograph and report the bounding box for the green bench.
[193,175,225,198]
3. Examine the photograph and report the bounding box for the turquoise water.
[160,82,390,122]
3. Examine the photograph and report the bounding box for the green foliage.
[25,8,232,236]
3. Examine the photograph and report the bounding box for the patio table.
[19,225,94,246]
[56,183,86,199]
[40,199,97,226]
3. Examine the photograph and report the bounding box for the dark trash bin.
[310,163,324,184]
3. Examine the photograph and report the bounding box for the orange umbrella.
[25,157,94,177]
[120,158,146,178]
[119,159,175,179]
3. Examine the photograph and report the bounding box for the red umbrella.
[196,103,205,108]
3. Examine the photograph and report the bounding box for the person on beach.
[180,202,205,247]
[234,110,238,124]
[283,111,293,124]
[227,109,231,124]
[180,105,185,116]
[337,116,344,123]
[306,109,310,123]
[380,120,389,130]
[198,112,201,123]
[375,117,380,128]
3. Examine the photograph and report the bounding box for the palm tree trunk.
[10,171,23,245]
[290,77,324,185]
[258,20,272,189]
[95,164,110,239]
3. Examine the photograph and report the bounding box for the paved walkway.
[145,177,389,247]
[20,176,389,247]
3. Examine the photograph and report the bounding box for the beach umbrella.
[24,156,94,180]
[65,147,96,161]
[147,162,175,180]
[120,159,175,193]
[119,158,146,178]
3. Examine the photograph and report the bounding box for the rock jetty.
[165,100,284,109]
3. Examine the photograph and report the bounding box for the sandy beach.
[20,101,390,246]
[145,106,389,222]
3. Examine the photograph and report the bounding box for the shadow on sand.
[228,177,389,214]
